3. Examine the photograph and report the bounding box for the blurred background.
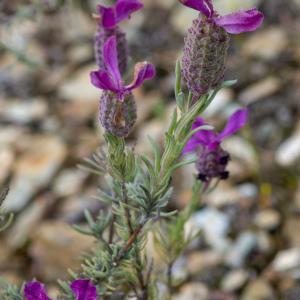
[1,0,300,298]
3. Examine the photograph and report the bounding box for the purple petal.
[90,70,119,92]
[214,8,264,34]
[179,0,213,17]
[116,0,144,23]
[24,281,52,300]
[97,6,116,29]
[103,36,123,90]
[71,279,97,300]
[183,117,218,153]
[125,62,155,91]
[218,108,249,140]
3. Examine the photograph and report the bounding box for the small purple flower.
[24,281,52,300]
[180,0,264,34]
[184,109,248,182]
[90,36,155,136]
[71,279,97,300]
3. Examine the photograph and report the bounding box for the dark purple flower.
[179,0,264,34]
[24,281,52,300]
[184,109,248,182]
[70,279,97,300]
[91,36,155,101]
[97,0,143,30]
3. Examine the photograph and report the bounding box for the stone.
[58,65,99,103]
[242,278,274,300]
[226,232,258,267]
[174,282,209,300]
[272,248,300,272]
[0,98,48,124]
[29,221,94,281]
[214,0,262,14]
[221,269,249,292]
[0,147,14,185]
[242,27,288,60]
[284,218,300,249]
[170,6,199,35]
[275,123,300,167]
[185,208,231,253]
[53,168,87,197]
[254,209,281,231]
[3,135,67,211]
[7,194,52,248]
[239,77,281,105]
[187,251,223,276]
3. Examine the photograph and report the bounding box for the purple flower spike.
[180,0,264,34]
[184,109,248,182]
[91,36,155,136]
[97,0,143,29]
[24,281,52,300]
[91,36,155,101]
[71,279,97,300]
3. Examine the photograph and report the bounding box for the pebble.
[272,248,300,272]
[185,208,231,253]
[242,27,288,60]
[254,209,281,230]
[174,282,209,300]
[3,135,67,211]
[275,123,300,167]
[221,269,249,292]
[29,221,94,281]
[242,278,274,300]
[239,77,281,105]
[0,147,14,185]
[53,168,87,197]
[226,232,257,267]
[0,98,48,124]
[170,6,198,35]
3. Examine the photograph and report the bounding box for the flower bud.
[94,26,128,75]
[99,91,137,137]
[182,16,229,100]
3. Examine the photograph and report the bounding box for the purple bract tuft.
[24,281,52,300]
[70,279,97,300]
[183,109,248,182]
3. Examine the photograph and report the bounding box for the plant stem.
[121,181,134,234]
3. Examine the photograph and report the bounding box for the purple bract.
[24,279,97,300]
[180,0,264,34]
[90,36,155,101]
[97,0,143,29]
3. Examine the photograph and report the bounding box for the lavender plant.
[1,0,264,299]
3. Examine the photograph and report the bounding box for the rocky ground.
[1,0,300,299]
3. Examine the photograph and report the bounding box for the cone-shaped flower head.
[90,36,155,137]
[24,279,97,300]
[94,0,143,74]
[183,109,248,182]
[180,0,264,99]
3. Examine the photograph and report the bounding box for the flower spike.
[183,109,249,182]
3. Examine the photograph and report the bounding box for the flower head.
[184,109,248,182]
[24,282,51,300]
[97,0,143,29]
[179,0,264,34]
[24,279,97,300]
[90,36,155,101]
